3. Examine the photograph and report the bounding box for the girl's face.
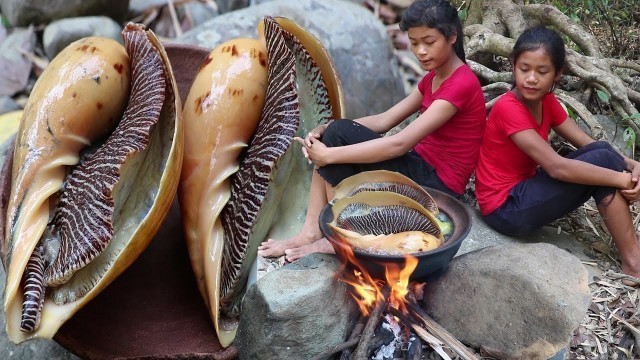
[513,48,561,102]
[408,26,456,72]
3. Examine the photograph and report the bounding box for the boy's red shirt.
[413,64,486,194]
[475,91,567,215]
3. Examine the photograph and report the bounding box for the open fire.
[319,238,479,360]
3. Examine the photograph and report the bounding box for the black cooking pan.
[319,187,472,280]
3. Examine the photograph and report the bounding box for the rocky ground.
[0,0,639,359]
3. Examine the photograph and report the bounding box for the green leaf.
[625,113,640,119]
[595,89,610,104]
[458,9,467,22]
[623,127,636,151]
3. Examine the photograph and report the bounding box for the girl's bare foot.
[620,262,640,287]
[284,238,335,262]
[258,229,322,258]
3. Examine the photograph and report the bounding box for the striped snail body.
[1,23,183,343]
[180,16,344,347]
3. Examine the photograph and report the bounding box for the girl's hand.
[293,136,330,167]
[622,161,640,203]
[304,124,328,148]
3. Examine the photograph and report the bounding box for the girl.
[475,26,640,279]
[258,0,486,261]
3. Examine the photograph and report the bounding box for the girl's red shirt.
[413,64,486,194]
[475,91,567,215]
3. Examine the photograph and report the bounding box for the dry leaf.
[591,241,614,256]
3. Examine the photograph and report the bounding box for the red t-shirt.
[475,91,568,215]
[413,65,486,194]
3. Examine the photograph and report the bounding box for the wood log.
[406,299,480,360]
[339,314,366,360]
[352,287,390,360]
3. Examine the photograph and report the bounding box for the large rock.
[0,0,129,27]
[423,242,591,360]
[0,27,35,97]
[176,0,405,119]
[236,254,359,360]
[43,16,123,59]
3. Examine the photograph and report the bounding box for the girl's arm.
[354,88,424,133]
[510,129,634,189]
[302,87,423,148]
[305,97,458,166]
[554,118,640,200]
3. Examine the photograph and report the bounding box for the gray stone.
[179,2,219,29]
[216,0,250,14]
[43,16,123,59]
[0,0,130,27]
[236,253,359,360]
[177,0,405,119]
[592,114,633,157]
[459,205,602,281]
[129,0,170,15]
[0,27,35,97]
[0,96,20,115]
[254,0,366,5]
[424,242,591,360]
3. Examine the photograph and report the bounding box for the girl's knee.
[322,120,350,146]
[576,148,624,171]
[586,141,615,152]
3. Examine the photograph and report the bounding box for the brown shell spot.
[252,95,260,103]
[228,88,243,97]
[198,56,213,72]
[221,45,239,57]
[90,46,98,53]
[194,90,211,115]
[113,63,124,73]
[72,91,77,98]
[258,51,267,67]
[76,44,90,52]
[96,102,103,110]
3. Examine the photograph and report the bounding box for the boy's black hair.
[399,0,466,64]
[511,25,566,73]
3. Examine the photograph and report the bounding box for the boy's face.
[407,26,456,71]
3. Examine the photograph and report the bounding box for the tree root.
[463,0,640,142]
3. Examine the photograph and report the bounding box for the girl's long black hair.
[399,0,466,64]
[511,25,566,73]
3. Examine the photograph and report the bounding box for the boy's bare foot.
[258,230,322,258]
[284,238,335,262]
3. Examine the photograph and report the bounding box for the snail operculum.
[1,23,182,343]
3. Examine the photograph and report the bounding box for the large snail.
[179,16,344,347]
[0,23,183,343]
[328,170,444,255]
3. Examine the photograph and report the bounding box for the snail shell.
[332,170,438,214]
[1,23,182,343]
[329,191,443,254]
[180,16,344,347]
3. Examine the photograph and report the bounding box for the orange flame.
[334,238,382,316]
[385,255,418,312]
[333,232,418,315]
